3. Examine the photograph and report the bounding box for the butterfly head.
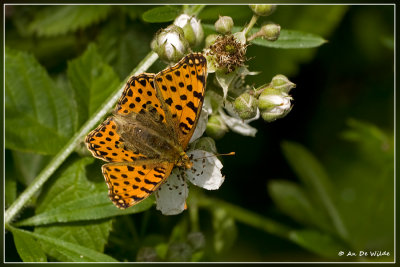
[176,152,193,169]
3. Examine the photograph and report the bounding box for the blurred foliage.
[4,4,394,263]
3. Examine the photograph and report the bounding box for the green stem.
[198,197,291,240]
[243,14,259,37]
[4,51,159,225]
[184,5,206,16]
[188,192,200,232]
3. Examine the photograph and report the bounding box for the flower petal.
[187,150,224,190]
[189,107,209,143]
[155,168,188,215]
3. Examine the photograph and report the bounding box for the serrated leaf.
[288,229,348,258]
[35,220,114,262]
[11,227,47,262]
[67,44,120,126]
[17,157,153,226]
[282,141,348,240]
[268,180,333,233]
[251,29,327,49]
[29,6,112,37]
[142,5,181,23]
[11,227,117,262]
[5,48,77,155]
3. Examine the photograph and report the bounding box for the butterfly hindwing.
[103,161,174,208]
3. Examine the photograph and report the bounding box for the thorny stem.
[4,51,159,225]
[242,14,259,37]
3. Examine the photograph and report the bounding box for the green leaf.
[17,157,153,227]
[15,157,115,261]
[5,175,17,208]
[11,227,117,262]
[12,151,50,186]
[203,24,326,49]
[17,196,154,226]
[250,29,327,49]
[29,6,112,37]
[281,141,348,240]
[212,207,237,254]
[67,44,120,126]
[288,229,348,258]
[142,5,181,23]
[5,48,77,155]
[268,180,333,233]
[96,20,152,79]
[11,227,47,262]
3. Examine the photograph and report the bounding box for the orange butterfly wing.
[103,161,174,208]
[154,53,207,149]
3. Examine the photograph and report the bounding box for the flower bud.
[151,25,189,63]
[271,74,296,93]
[249,5,277,16]
[258,88,293,122]
[173,14,204,47]
[206,115,228,140]
[214,16,234,34]
[234,92,258,120]
[260,23,281,41]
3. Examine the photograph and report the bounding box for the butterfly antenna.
[191,151,235,161]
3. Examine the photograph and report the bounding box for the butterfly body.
[85,53,207,209]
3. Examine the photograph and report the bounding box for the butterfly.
[85,53,207,209]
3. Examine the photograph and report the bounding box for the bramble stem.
[4,51,159,225]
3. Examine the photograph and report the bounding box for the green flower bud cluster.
[257,74,296,122]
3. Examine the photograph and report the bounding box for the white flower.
[155,107,225,215]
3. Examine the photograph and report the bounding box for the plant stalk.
[198,197,291,240]
[243,14,259,37]
[5,51,159,225]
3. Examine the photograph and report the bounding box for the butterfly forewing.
[154,53,207,149]
[115,74,166,123]
[85,117,147,162]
